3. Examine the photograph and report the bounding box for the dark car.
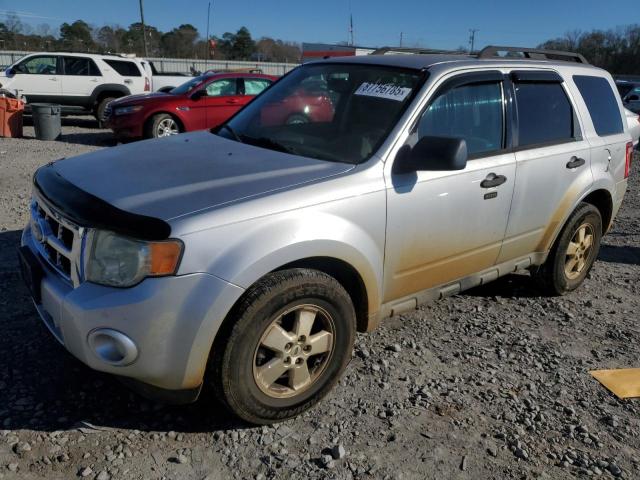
[616,79,640,114]
[104,72,277,139]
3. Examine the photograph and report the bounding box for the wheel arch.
[581,188,613,233]
[91,84,131,108]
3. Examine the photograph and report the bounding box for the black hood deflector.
[34,164,171,241]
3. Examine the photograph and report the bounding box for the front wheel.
[145,113,180,138]
[210,269,356,424]
[533,202,602,295]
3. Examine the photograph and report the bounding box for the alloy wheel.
[564,223,595,280]
[252,304,335,399]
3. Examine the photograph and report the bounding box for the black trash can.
[31,103,61,141]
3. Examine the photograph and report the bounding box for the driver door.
[203,78,243,129]
[383,72,516,302]
[12,55,62,101]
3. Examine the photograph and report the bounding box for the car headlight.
[114,105,143,116]
[86,230,183,287]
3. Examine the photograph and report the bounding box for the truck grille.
[29,193,85,287]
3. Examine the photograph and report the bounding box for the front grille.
[102,102,112,122]
[29,194,84,286]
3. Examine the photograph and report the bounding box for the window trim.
[509,73,583,151]
[410,70,511,161]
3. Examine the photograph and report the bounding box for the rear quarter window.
[574,75,623,137]
[103,59,142,77]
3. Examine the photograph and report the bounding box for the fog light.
[87,329,138,366]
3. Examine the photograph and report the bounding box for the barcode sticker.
[354,82,412,101]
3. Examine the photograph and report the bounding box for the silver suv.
[19,46,635,424]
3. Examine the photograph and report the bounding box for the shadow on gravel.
[462,272,545,298]
[21,115,117,147]
[0,229,247,434]
[598,244,640,266]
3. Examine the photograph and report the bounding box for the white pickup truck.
[144,61,195,93]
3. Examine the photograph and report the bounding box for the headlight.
[86,230,183,287]
[114,105,143,116]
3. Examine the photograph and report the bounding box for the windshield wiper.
[219,124,243,143]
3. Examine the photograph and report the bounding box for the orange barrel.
[0,97,25,138]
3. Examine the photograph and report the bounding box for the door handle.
[48,77,57,81]
[226,99,239,104]
[480,173,507,188]
[566,156,586,169]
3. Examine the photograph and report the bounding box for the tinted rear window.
[574,75,623,137]
[514,82,574,147]
[103,59,141,77]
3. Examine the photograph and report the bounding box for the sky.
[0,0,634,51]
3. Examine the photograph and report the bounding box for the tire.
[145,113,180,139]
[210,268,356,424]
[533,202,602,295]
[95,97,116,128]
[285,113,309,125]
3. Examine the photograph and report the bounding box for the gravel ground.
[1,118,640,479]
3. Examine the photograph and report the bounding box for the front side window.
[574,75,624,137]
[514,82,574,147]
[206,79,237,96]
[15,56,58,75]
[417,81,504,156]
[219,64,424,164]
[244,78,272,95]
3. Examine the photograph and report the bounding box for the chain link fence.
[0,51,299,76]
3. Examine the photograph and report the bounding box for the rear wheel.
[210,269,356,424]
[145,113,180,138]
[533,203,602,295]
[95,96,116,128]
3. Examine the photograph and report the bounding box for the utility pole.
[206,2,211,59]
[468,28,478,54]
[139,0,148,57]
[399,32,403,48]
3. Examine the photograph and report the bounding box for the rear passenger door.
[61,56,101,101]
[384,71,517,302]
[497,71,592,263]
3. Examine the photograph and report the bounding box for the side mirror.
[7,67,16,76]
[393,136,468,174]
[628,94,640,102]
[191,89,207,100]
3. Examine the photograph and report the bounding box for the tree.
[161,24,199,58]
[60,20,96,51]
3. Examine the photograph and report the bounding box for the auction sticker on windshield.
[354,82,412,101]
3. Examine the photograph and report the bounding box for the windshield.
[170,74,210,95]
[216,63,424,164]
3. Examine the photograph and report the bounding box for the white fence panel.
[0,51,299,76]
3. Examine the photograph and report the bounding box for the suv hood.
[48,131,355,222]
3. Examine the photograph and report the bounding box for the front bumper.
[105,114,145,138]
[21,226,244,399]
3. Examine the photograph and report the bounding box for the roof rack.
[372,46,467,56]
[478,46,588,64]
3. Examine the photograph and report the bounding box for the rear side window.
[63,57,101,76]
[573,75,624,137]
[418,81,504,156]
[514,82,573,147]
[103,60,141,77]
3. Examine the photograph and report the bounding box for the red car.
[104,72,277,139]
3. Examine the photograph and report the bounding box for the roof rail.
[478,46,588,64]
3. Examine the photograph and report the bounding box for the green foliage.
[539,25,640,75]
